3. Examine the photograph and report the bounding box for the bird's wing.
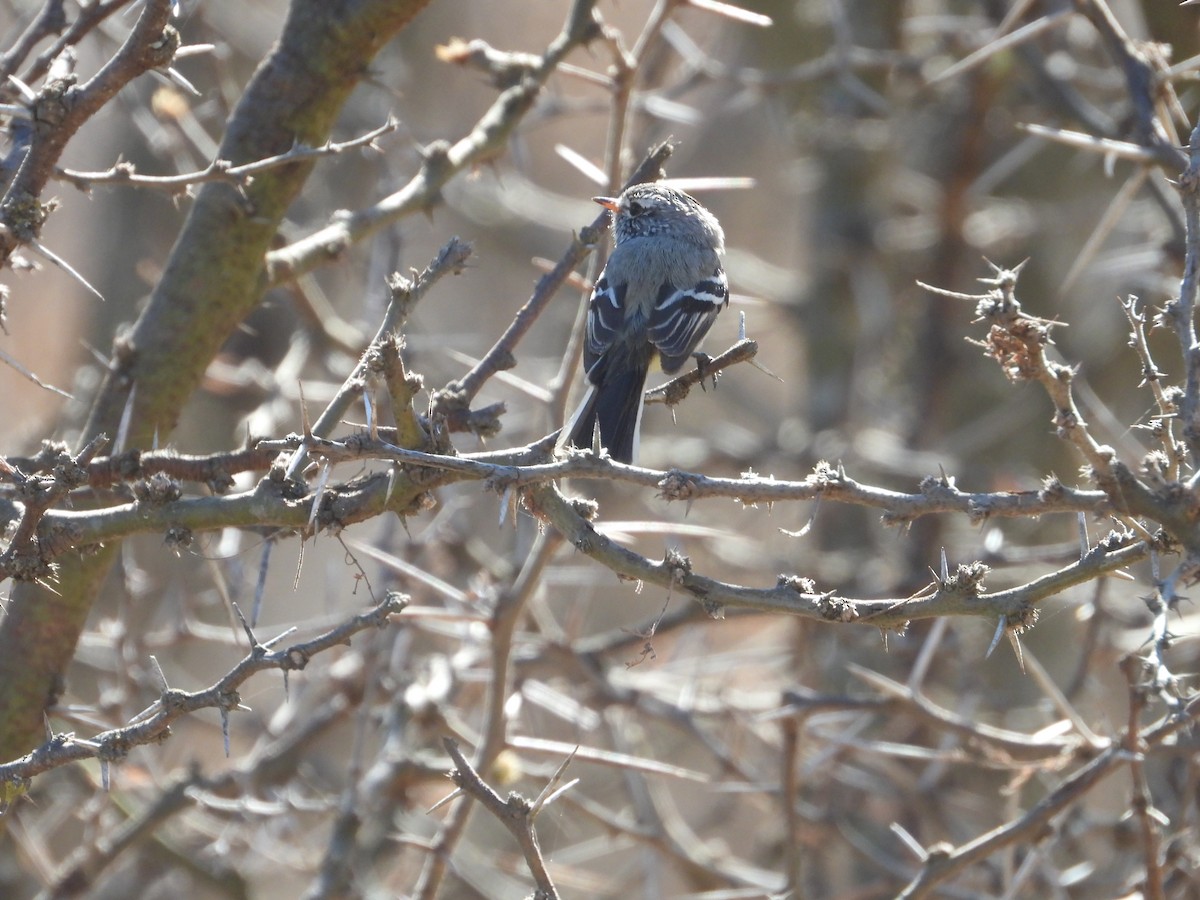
[583,273,627,376]
[648,265,729,373]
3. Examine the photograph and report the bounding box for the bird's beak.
[592,196,619,212]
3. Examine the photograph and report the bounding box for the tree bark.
[0,0,434,762]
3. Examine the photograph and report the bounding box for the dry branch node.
[777,574,816,594]
[941,561,989,597]
[817,591,859,624]
[662,546,692,582]
[656,468,701,501]
[131,471,182,504]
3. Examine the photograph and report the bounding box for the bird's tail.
[561,355,650,464]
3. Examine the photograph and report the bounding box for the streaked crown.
[608,184,725,252]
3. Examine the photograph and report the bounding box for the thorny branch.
[262,0,604,287]
[412,529,562,899]
[525,481,1150,627]
[0,593,406,793]
[254,428,1111,520]
[896,744,1129,899]
[0,0,177,268]
[4,2,1200,898]
[282,236,474,478]
[894,675,1200,900]
[55,119,403,195]
[1174,121,1200,467]
[441,737,561,899]
[0,1,137,88]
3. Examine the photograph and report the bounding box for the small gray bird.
[563,183,729,463]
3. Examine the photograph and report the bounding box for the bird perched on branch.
[562,183,729,463]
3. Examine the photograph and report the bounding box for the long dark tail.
[564,356,650,464]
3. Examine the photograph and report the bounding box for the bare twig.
[1120,655,1166,900]
[56,119,401,194]
[413,530,562,898]
[0,593,406,785]
[282,237,473,479]
[896,745,1128,899]
[440,737,561,899]
[254,430,1114,521]
[1,0,135,86]
[1,0,177,268]
[643,337,759,405]
[1173,122,1200,467]
[523,482,1149,627]
[264,0,603,286]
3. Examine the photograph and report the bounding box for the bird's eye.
[627,200,645,217]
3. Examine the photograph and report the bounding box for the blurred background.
[3,0,1199,897]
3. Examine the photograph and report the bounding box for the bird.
[562,183,729,464]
